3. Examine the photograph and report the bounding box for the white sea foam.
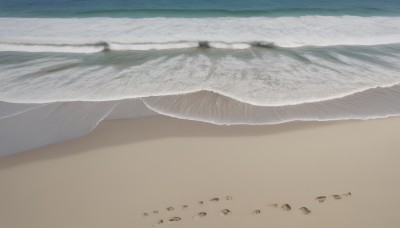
[1,44,400,155]
[1,46,400,106]
[0,42,256,53]
[142,87,400,125]
[208,42,251,49]
[108,42,199,51]
[0,16,400,53]
[0,43,103,53]
[1,16,400,155]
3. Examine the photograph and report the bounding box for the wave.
[1,15,400,155]
[2,84,400,156]
[0,43,105,53]
[1,16,400,52]
[142,86,400,125]
[1,44,400,106]
[0,41,274,53]
[68,7,397,18]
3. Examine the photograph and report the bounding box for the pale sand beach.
[1,116,400,228]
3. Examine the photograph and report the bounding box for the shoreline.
[3,84,400,156]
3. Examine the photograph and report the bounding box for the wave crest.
[0,41,275,53]
[142,86,400,125]
[1,16,400,53]
[2,84,400,156]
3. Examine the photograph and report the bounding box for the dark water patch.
[1,0,400,18]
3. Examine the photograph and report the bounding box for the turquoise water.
[1,0,400,17]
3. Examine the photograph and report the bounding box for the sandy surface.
[1,116,400,228]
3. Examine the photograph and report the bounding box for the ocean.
[1,0,400,17]
[1,0,400,155]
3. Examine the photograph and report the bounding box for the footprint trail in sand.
[143,192,352,226]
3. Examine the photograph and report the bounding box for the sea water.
[1,0,400,155]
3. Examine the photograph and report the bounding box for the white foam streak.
[108,42,199,51]
[0,43,103,53]
[142,88,400,125]
[1,16,400,52]
[208,42,251,49]
[1,46,400,106]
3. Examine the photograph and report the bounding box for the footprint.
[331,195,342,200]
[268,204,278,208]
[153,210,159,214]
[315,196,327,203]
[182,205,188,210]
[226,196,233,200]
[343,192,352,197]
[143,212,149,217]
[281,204,291,211]
[193,212,207,220]
[153,219,164,227]
[298,207,312,215]
[210,198,219,202]
[198,201,204,205]
[220,209,232,216]
[168,217,181,223]
[252,210,261,215]
[166,207,174,211]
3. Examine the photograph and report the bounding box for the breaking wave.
[0,41,275,53]
[1,15,400,155]
[1,16,400,53]
[2,44,400,106]
[2,84,400,156]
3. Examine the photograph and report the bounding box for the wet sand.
[1,116,400,228]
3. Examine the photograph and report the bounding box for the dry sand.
[1,116,400,228]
